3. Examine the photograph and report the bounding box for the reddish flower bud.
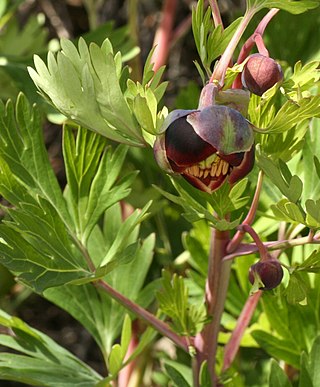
[154,105,255,193]
[241,54,283,96]
[248,259,283,290]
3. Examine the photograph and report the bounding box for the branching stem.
[210,8,256,85]
[227,170,264,253]
[96,280,190,352]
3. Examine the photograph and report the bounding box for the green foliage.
[63,124,137,246]
[155,177,250,231]
[125,48,168,140]
[246,0,320,14]
[156,271,207,337]
[268,360,292,387]
[192,0,242,77]
[28,38,144,146]
[0,309,102,386]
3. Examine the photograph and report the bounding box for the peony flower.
[154,104,255,193]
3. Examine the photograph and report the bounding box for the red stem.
[232,8,279,88]
[150,0,178,71]
[237,224,269,261]
[194,228,230,386]
[222,290,262,371]
[96,280,190,352]
[227,170,264,254]
[209,0,224,29]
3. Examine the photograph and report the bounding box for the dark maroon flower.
[154,105,255,193]
[241,54,283,96]
[248,259,284,290]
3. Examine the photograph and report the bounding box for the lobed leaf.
[247,0,320,14]
[28,38,145,146]
[0,309,102,386]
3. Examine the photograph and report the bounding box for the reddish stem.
[232,8,279,89]
[209,0,224,29]
[227,170,264,254]
[238,224,269,261]
[194,228,230,386]
[222,290,262,371]
[96,280,190,352]
[150,0,178,71]
[254,34,269,57]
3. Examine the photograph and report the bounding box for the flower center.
[184,154,230,179]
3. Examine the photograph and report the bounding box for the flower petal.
[228,145,255,184]
[187,105,254,155]
[165,116,216,167]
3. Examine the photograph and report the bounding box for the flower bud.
[248,259,283,290]
[154,105,255,193]
[241,54,283,96]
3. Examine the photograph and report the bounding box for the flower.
[248,258,284,290]
[154,104,255,193]
[241,54,283,96]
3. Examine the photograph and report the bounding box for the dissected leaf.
[28,38,145,146]
[0,309,102,386]
[247,0,320,14]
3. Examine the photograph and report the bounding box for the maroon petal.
[187,105,254,155]
[228,145,255,184]
[153,134,175,174]
[165,116,216,167]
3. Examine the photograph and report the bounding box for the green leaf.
[271,199,306,224]
[192,0,242,75]
[296,250,320,273]
[262,95,320,133]
[300,119,320,203]
[0,189,91,293]
[283,61,320,100]
[155,178,245,230]
[63,125,137,245]
[0,309,102,386]
[108,344,123,376]
[257,152,303,203]
[120,315,132,358]
[285,272,310,304]
[299,352,314,387]
[0,94,71,226]
[268,360,292,387]
[247,0,320,14]
[156,271,207,336]
[28,38,145,146]
[45,232,155,356]
[164,363,191,387]
[310,336,320,385]
[251,330,301,368]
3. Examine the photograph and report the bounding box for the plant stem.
[209,0,224,29]
[239,224,269,261]
[232,8,279,88]
[150,0,178,71]
[96,279,189,352]
[210,8,256,85]
[227,170,264,253]
[194,228,230,386]
[223,235,320,262]
[222,290,262,371]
